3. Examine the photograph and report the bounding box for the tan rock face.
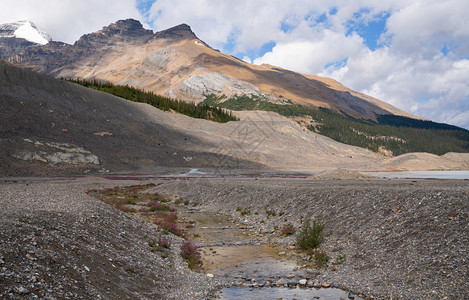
[4,19,417,120]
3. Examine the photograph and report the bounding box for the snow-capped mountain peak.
[0,20,50,45]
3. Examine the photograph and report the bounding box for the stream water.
[179,210,363,300]
[361,170,469,180]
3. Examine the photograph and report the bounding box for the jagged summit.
[99,19,153,37]
[0,20,50,45]
[74,19,154,47]
[73,19,200,48]
[154,23,198,40]
[77,19,198,42]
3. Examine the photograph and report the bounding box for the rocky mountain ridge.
[0,18,416,121]
[0,20,50,62]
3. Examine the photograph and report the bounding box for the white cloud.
[146,0,338,53]
[254,29,364,75]
[325,51,469,128]
[0,0,143,44]
[1,0,468,129]
[242,56,252,64]
[385,0,469,57]
[317,1,469,129]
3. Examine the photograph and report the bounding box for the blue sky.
[2,0,469,130]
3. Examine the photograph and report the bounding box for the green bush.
[314,250,330,268]
[241,209,251,216]
[296,216,325,252]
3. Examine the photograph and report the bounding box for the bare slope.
[0,60,383,175]
[3,19,417,120]
[1,61,466,176]
[0,61,261,176]
[0,177,215,299]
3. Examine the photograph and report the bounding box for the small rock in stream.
[287,279,297,287]
[276,278,287,287]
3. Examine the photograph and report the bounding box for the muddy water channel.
[179,210,362,300]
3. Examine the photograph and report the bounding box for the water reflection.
[361,170,469,179]
[218,287,363,300]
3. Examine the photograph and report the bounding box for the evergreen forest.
[68,79,238,123]
[203,94,469,156]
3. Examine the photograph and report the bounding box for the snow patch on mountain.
[0,20,50,45]
[14,21,49,45]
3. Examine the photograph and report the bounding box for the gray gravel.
[2,175,468,299]
[153,176,469,299]
[0,177,216,299]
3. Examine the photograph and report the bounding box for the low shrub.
[281,224,297,236]
[333,254,346,265]
[147,202,176,212]
[148,236,172,253]
[314,250,330,268]
[180,241,201,269]
[241,209,251,216]
[296,215,325,252]
[158,236,171,249]
[237,207,251,216]
[153,212,184,237]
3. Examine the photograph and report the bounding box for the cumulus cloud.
[254,29,364,75]
[0,0,143,44]
[384,0,469,57]
[1,0,468,129]
[146,0,337,53]
[318,1,469,129]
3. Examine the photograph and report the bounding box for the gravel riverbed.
[1,175,468,299]
[153,176,469,299]
[0,177,216,299]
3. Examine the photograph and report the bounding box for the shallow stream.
[179,210,363,299]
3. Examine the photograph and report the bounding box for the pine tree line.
[203,94,469,156]
[67,78,239,123]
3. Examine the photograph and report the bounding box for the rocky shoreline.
[1,175,468,299]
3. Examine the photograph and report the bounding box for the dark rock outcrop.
[154,23,198,40]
